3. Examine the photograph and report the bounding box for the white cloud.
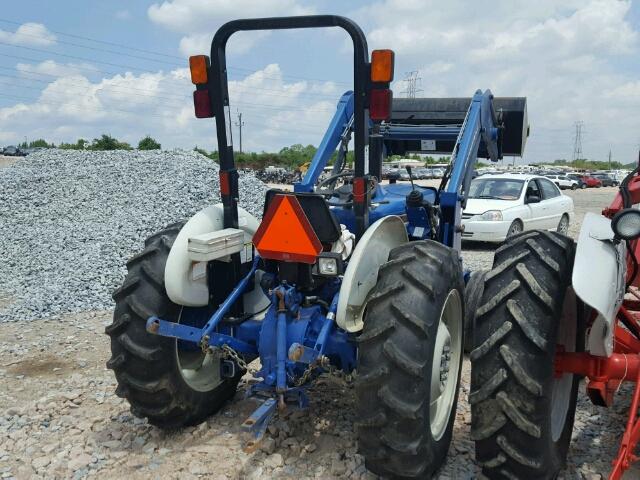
[17,60,97,78]
[148,0,315,56]
[0,64,341,152]
[0,22,56,47]
[358,0,640,163]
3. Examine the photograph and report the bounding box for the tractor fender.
[572,212,626,357]
[165,204,269,312]
[336,215,409,332]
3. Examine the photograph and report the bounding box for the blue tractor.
[106,15,528,478]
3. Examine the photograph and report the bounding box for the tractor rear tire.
[106,222,241,429]
[464,269,488,353]
[355,240,464,479]
[470,230,579,479]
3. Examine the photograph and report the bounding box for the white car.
[545,174,579,190]
[462,174,574,242]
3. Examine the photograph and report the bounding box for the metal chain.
[294,357,356,386]
[295,363,316,387]
[219,344,258,375]
[216,345,356,385]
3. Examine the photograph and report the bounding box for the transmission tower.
[401,71,423,99]
[572,121,584,163]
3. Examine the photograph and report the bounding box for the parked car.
[431,167,445,178]
[580,174,603,188]
[461,174,574,242]
[545,174,579,190]
[414,167,431,179]
[2,145,23,156]
[592,173,618,187]
[567,173,588,189]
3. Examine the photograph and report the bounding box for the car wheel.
[506,220,523,239]
[571,184,577,190]
[580,183,586,189]
[557,214,570,235]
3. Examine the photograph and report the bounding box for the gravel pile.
[0,149,268,322]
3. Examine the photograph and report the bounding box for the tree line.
[19,135,161,151]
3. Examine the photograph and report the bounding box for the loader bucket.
[388,97,528,157]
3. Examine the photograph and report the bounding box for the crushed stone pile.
[0,149,269,321]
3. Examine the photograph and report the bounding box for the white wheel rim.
[508,223,522,237]
[551,288,577,441]
[430,289,463,441]
[559,217,569,234]
[175,308,223,392]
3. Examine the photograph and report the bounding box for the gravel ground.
[0,150,267,322]
[1,177,637,479]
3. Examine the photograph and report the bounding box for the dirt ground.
[1,185,639,479]
[0,155,20,168]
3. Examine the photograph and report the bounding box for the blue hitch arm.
[294,91,355,193]
[241,397,277,453]
[146,255,261,348]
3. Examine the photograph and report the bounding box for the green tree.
[89,134,132,150]
[19,139,55,148]
[30,139,54,148]
[59,139,88,150]
[138,135,161,150]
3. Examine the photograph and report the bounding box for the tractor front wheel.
[106,223,241,428]
[470,230,580,479]
[355,240,464,479]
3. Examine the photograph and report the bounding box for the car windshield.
[468,178,524,200]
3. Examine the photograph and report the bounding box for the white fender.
[336,216,409,333]
[572,212,626,357]
[165,204,269,313]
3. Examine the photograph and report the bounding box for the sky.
[0,0,639,164]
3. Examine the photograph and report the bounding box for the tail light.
[189,55,214,118]
[369,49,394,122]
[369,88,392,121]
[370,49,395,83]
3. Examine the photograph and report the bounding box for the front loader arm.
[294,91,355,193]
[440,89,502,249]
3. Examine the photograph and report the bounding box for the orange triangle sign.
[253,194,323,264]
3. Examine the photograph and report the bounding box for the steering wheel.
[315,172,354,198]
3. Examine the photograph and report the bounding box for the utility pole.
[234,111,245,153]
[401,71,423,99]
[608,149,612,169]
[572,121,584,164]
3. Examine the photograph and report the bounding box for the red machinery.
[555,173,640,479]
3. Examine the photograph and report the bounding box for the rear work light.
[369,88,392,121]
[370,49,395,83]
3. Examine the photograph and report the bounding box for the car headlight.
[479,210,503,221]
[612,208,640,240]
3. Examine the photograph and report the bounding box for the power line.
[0,18,353,87]
[401,71,422,99]
[572,120,584,163]
[0,17,185,61]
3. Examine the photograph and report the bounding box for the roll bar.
[208,15,370,230]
